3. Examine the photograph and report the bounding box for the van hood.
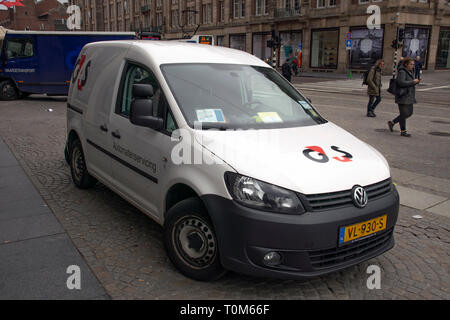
[195,122,390,195]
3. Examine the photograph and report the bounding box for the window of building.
[280,31,302,66]
[252,33,271,62]
[402,27,430,68]
[135,0,140,13]
[310,29,339,69]
[256,0,262,16]
[217,35,225,46]
[317,0,325,8]
[233,0,245,19]
[328,0,336,7]
[117,2,122,17]
[234,0,239,19]
[219,1,225,21]
[230,34,246,51]
[207,4,212,23]
[436,28,450,69]
[264,0,268,14]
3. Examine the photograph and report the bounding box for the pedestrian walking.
[387,57,420,137]
[282,58,293,82]
[366,59,384,117]
[414,56,423,80]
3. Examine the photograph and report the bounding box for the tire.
[69,139,97,189]
[164,197,226,281]
[0,80,20,100]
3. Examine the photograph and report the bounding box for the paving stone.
[427,200,450,218]
[396,185,447,210]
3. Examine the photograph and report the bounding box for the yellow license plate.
[339,215,387,245]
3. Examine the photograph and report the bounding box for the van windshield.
[160,63,327,130]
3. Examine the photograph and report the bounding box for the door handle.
[100,124,108,132]
[111,130,121,139]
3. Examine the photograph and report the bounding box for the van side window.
[6,38,33,59]
[118,63,161,117]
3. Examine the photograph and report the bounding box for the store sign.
[346,39,352,50]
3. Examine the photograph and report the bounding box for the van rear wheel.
[69,139,97,189]
[164,197,226,281]
[0,80,19,100]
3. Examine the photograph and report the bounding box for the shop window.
[310,29,338,69]
[230,34,246,51]
[402,27,430,67]
[436,28,450,69]
[349,27,384,69]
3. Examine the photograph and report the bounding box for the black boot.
[401,130,411,137]
[387,121,394,132]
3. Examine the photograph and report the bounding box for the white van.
[66,41,399,281]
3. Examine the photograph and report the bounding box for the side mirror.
[130,84,163,130]
[130,99,164,130]
[306,97,312,103]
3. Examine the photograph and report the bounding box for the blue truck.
[0,31,138,100]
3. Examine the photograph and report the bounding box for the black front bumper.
[201,185,399,279]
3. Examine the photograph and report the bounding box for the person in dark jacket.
[388,57,420,137]
[414,56,423,80]
[282,58,293,82]
[366,59,384,117]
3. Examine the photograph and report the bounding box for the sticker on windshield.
[299,101,312,109]
[196,109,226,123]
[257,112,283,123]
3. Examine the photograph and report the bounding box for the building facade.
[73,0,450,72]
[0,0,69,31]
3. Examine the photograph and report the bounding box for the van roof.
[86,40,269,67]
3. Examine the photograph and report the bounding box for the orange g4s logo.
[302,146,353,163]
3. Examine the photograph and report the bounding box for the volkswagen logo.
[352,186,368,208]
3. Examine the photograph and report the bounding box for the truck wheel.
[164,197,226,281]
[69,139,97,189]
[0,80,19,100]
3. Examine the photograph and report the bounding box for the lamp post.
[180,9,199,39]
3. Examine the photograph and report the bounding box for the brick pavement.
[0,98,448,299]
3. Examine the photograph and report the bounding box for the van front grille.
[303,178,392,211]
[308,229,393,270]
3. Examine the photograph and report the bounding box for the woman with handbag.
[387,57,420,137]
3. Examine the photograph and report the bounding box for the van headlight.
[225,172,305,214]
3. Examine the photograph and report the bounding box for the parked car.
[66,40,399,281]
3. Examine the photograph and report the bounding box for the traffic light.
[391,39,398,49]
[267,36,281,49]
[397,27,405,43]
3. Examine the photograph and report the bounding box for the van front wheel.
[0,80,19,100]
[164,197,226,281]
[69,139,97,189]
